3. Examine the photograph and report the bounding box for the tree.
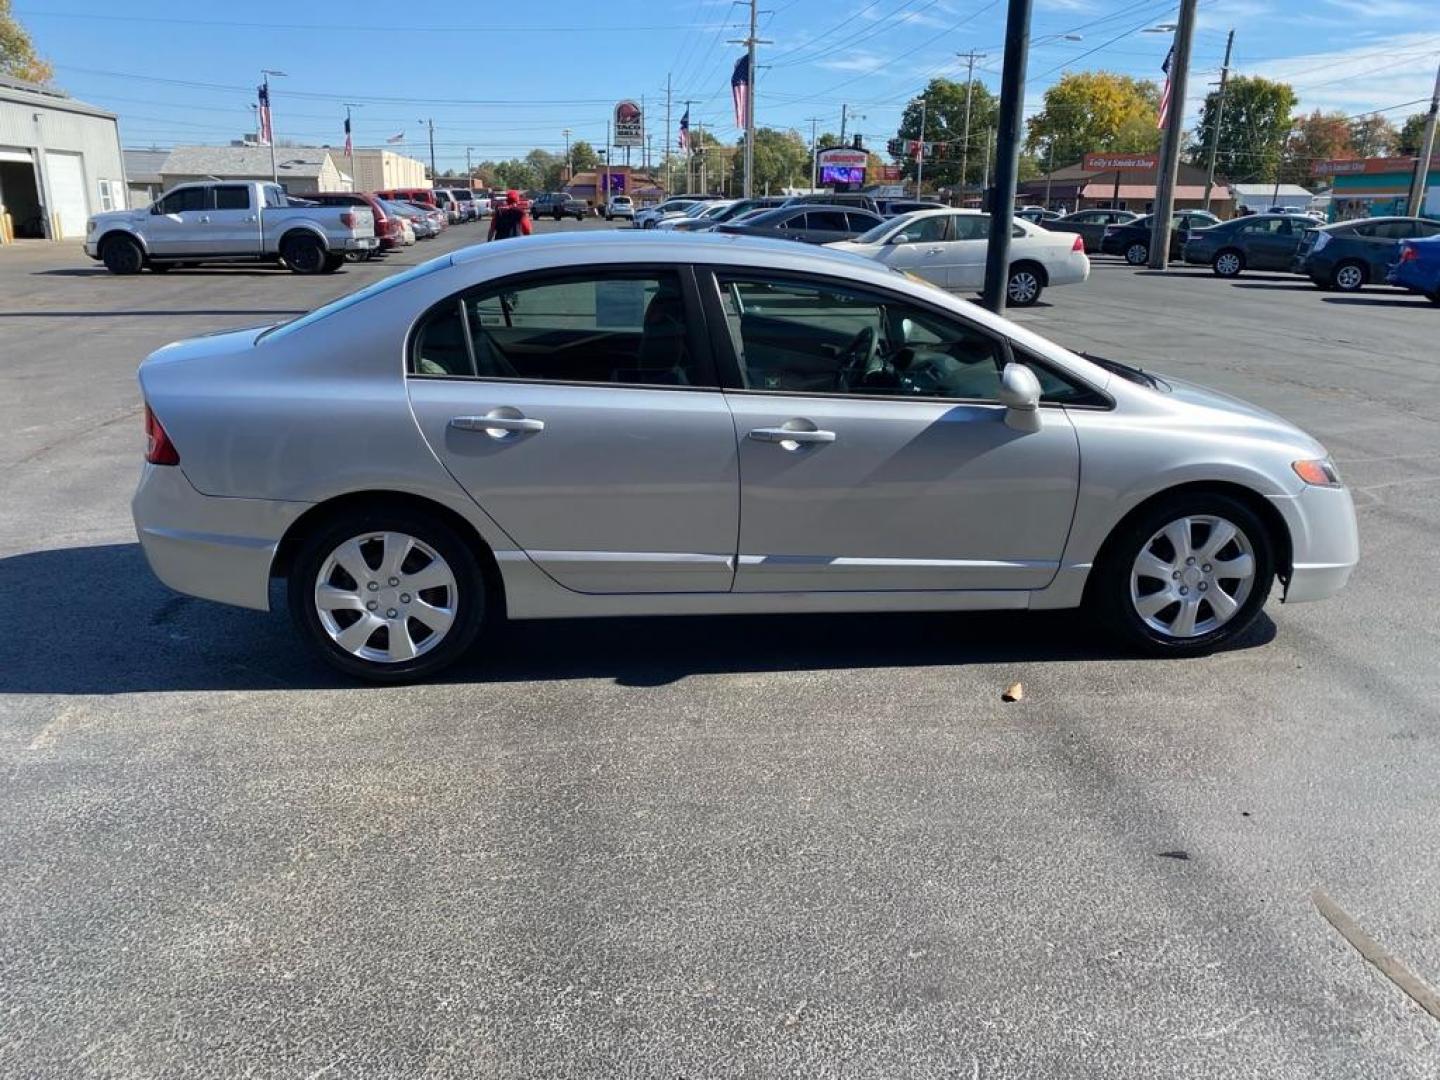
[1023,71,1161,171]
[0,0,50,83]
[731,128,809,194]
[1283,110,1352,183]
[1349,114,1398,159]
[1397,113,1430,157]
[1190,75,1297,183]
[491,158,539,191]
[895,78,998,189]
[567,140,599,173]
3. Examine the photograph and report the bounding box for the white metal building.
[0,76,127,240]
[346,148,430,192]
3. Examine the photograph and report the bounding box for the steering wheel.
[835,326,878,390]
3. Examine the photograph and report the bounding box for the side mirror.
[150,203,163,215]
[998,362,1042,432]
[890,233,911,245]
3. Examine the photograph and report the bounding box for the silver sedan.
[132,232,1358,681]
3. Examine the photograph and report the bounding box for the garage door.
[44,151,88,239]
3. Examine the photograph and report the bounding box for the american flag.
[256,84,273,146]
[1157,45,1174,130]
[731,55,751,131]
[343,115,352,158]
[679,108,690,153]
[386,131,405,144]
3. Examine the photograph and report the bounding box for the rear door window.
[804,210,850,232]
[212,185,251,211]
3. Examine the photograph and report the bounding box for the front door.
[406,266,740,594]
[145,185,208,255]
[707,271,1082,593]
[873,214,952,287]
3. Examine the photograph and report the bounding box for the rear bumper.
[1270,483,1359,604]
[132,464,311,612]
[341,236,380,251]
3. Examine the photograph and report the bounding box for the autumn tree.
[0,0,49,83]
[1397,113,1430,157]
[1282,110,1352,182]
[1023,71,1161,170]
[1189,75,1297,183]
[895,78,999,188]
[1349,114,1398,158]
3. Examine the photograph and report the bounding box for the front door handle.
[198,215,211,223]
[926,247,945,255]
[748,426,836,445]
[450,413,545,437]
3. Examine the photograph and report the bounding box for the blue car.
[1386,235,1440,303]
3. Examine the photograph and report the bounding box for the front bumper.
[1270,483,1359,603]
[342,236,380,251]
[133,464,311,612]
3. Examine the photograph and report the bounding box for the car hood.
[90,209,148,228]
[1161,374,1325,453]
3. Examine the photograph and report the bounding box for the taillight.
[1072,234,1085,252]
[340,210,358,229]
[1399,244,1418,262]
[144,404,179,465]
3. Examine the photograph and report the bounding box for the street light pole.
[957,49,985,205]
[260,69,286,184]
[1148,0,1198,270]
[562,128,571,183]
[981,0,1032,313]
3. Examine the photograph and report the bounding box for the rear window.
[258,257,452,342]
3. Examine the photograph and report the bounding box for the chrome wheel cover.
[1129,515,1257,639]
[1008,271,1040,304]
[314,531,458,663]
[1125,243,1148,265]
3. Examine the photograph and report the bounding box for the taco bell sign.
[614,101,644,148]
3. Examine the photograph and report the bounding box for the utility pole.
[1148,0,1198,270]
[983,128,992,192]
[417,117,436,180]
[807,116,823,189]
[1202,28,1234,212]
[466,145,473,183]
[729,0,771,198]
[1407,58,1440,217]
[957,49,985,205]
[981,0,1032,313]
[664,73,672,196]
[840,103,848,143]
[1043,138,1054,208]
[604,117,611,205]
[561,129,570,183]
[915,96,927,198]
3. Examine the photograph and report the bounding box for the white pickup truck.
[84,180,379,275]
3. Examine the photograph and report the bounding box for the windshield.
[856,215,909,244]
[258,256,451,342]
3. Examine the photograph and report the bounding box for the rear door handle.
[450,414,545,435]
[748,426,836,445]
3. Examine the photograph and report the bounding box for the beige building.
[346,148,430,192]
[158,146,353,195]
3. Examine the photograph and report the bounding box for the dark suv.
[530,192,588,220]
[1292,216,1440,291]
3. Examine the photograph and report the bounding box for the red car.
[303,191,404,251]
[375,188,440,212]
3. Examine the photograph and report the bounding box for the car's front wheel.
[100,234,144,274]
[1092,493,1275,656]
[288,508,488,682]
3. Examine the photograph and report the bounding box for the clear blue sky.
[17,1,1440,172]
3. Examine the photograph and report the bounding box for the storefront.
[1312,156,1440,221]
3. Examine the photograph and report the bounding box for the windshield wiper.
[1078,351,1166,391]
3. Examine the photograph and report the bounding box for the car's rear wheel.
[1006,263,1044,307]
[288,508,488,682]
[281,234,326,275]
[100,234,144,275]
[1092,493,1275,656]
[1332,260,1367,291]
[1125,241,1149,266]
[1213,249,1244,277]
[321,254,345,273]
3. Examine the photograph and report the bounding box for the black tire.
[100,234,144,275]
[1331,259,1367,292]
[321,254,345,273]
[1309,275,1333,290]
[281,233,326,275]
[1212,249,1245,277]
[1091,491,1276,657]
[1428,290,1440,306]
[553,211,562,221]
[1006,263,1045,307]
[147,261,172,273]
[1124,240,1149,266]
[287,506,489,683]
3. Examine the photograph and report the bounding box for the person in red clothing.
[488,189,532,241]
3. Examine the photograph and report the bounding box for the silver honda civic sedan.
[133,232,1358,681]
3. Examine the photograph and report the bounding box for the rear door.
[406,264,741,594]
[799,209,853,243]
[948,214,993,291]
[208,184,263,255]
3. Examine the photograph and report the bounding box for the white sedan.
[827,208,1090,306]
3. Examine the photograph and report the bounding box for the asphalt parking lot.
[2,218,1438,1078]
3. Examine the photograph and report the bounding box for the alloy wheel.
[1125,242,1149,265]
[1215,252,1242,276]
[1334,264,1365,291]
[1129,515,1256,639]
[313,531,457,663]
[1008,270,1041,305]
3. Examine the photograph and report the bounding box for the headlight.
[1293,457,1342,487]
[86,218,96,233]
